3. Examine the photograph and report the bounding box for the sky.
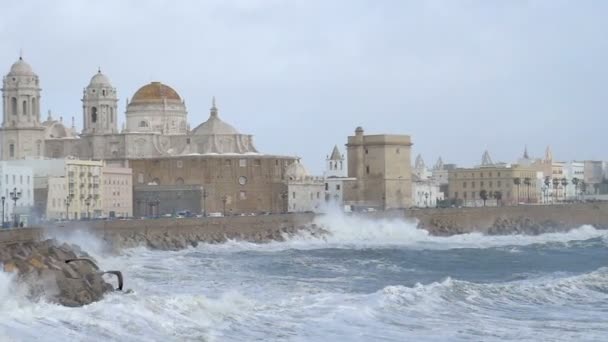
[1,0,606,174]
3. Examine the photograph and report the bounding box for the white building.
[285,160,324,213]
[0,162,34,226]
[412,175,443,208]
[323,146,355,209]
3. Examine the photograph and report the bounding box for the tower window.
[102,89,106,96]
[91,107,98,123]
[366,165,370,175]
[139,121,148,128]
[22,100,27,115]
[11,98,17,115]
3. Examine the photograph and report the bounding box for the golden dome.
[131,82,181,102]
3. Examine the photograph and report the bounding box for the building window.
[186,138,190,144]
[471,181,475,188]
[292,192,296,199]
[454,191,458,198]
[325,183,328,191]
[366,166,370,175]
[464,192,467,199]
[22,100,27,116]
[463,182,467,188]
[240,190,247,200]
[9,144,15,158]
[365,149,368,154]
[11,97,17,115]
[176,161,183,168]
[139,121,148,128]
[497,172,501,177]
[480,172,484,178]
[489,181,493,188]
[239,159,247,167]
[336,184,341,190]
[480,181,484,187]
[254,159,261,166]
[498,181,502,187]
[91,107,97,123]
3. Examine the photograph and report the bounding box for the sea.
[0,212,607,341]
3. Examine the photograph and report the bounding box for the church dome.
[8,57,35,76]
[285,160,310,181]
[131,82,181,102]
[89,69,112,87]
[192,98,239,135]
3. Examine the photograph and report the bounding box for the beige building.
[448,165,539,206]
[343,127,413,210]
[102,165,133,218]
[285,160,324,213]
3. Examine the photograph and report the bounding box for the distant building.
[133,184,203,217]
[584,161,606,195]
[343,127,413,210]
[323,146,355,209]
[411,155,443,207]
[285,160,324,213]
[0,162,34,226]
[448,151,539,206]
[102,165,133,218]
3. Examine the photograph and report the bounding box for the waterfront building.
[343,127,413,210]
[411,175,443,208]
[448,161,539,207]
[285,160,324,213]
[102,165,133,218]
[0,162,34,225]
[323,146,355,209]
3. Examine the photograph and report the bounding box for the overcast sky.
[1,0,606,173]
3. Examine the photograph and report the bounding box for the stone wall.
[408,202,608,235]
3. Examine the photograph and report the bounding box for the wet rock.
[0,240,112,307]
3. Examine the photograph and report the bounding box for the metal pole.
[1,197,4,228]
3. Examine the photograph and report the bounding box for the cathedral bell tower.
[82,69,118,135]
[0,56,45,159]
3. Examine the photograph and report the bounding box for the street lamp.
[9,187,22,227]
[221,195,228,216]
[1,196,5,228]
[64,194,74,220]
[202,188,208,217]
[84,194,93,220]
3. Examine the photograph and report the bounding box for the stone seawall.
[408,202,608,235]
[44,213,319,250]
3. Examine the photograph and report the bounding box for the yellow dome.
[131,82,181,102]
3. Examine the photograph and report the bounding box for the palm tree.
[524,177,531,203]
[544,176,551,203]
[552,178,559,202]
[480,189,488,207]
[493,191,503,206]
[572,177,579,201]
[561,178,568,200]
[513,177,521,205]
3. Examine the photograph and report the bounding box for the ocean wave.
[188,212,608,253]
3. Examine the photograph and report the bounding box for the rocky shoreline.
[1,239,114,307]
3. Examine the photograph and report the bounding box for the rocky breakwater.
[1,239,114,307]
[106,223,327,250]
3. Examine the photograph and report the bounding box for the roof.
[131,82,181,102]
[329,145,342,160]
[8,57,35,76]
[89,69,112,87]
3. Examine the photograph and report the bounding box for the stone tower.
[82,69,118,135]
[324,145,346,178]
[345,126,413,209]
[0,56,45,159]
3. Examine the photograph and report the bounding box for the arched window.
[175,177,184,185]
[22,100,27,115]
[102,89,106,96]
[31,98,36,116]
[139,121,148,128]
[9,144,15,158]
[11,97,17,115]
[91,107,97,123]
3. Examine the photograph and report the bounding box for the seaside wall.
[1,203,608,247]
[407,202,608,235]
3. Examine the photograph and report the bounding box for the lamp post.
[221,195,227,217]
[1,196,5,228]
[64,194,74,220]
[84,195,92,220]
[9,187,22,227]
[202,188,208,217]
[424,192,429,208]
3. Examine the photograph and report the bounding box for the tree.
[561,178,568,200]
[480,189,488,207]
[524,177,531,203]
[572,177,580,201]
[513,177,521,205]
[493,191,503,206]
[552,178,559,202]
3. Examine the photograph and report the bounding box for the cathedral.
[1,57,259,161]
